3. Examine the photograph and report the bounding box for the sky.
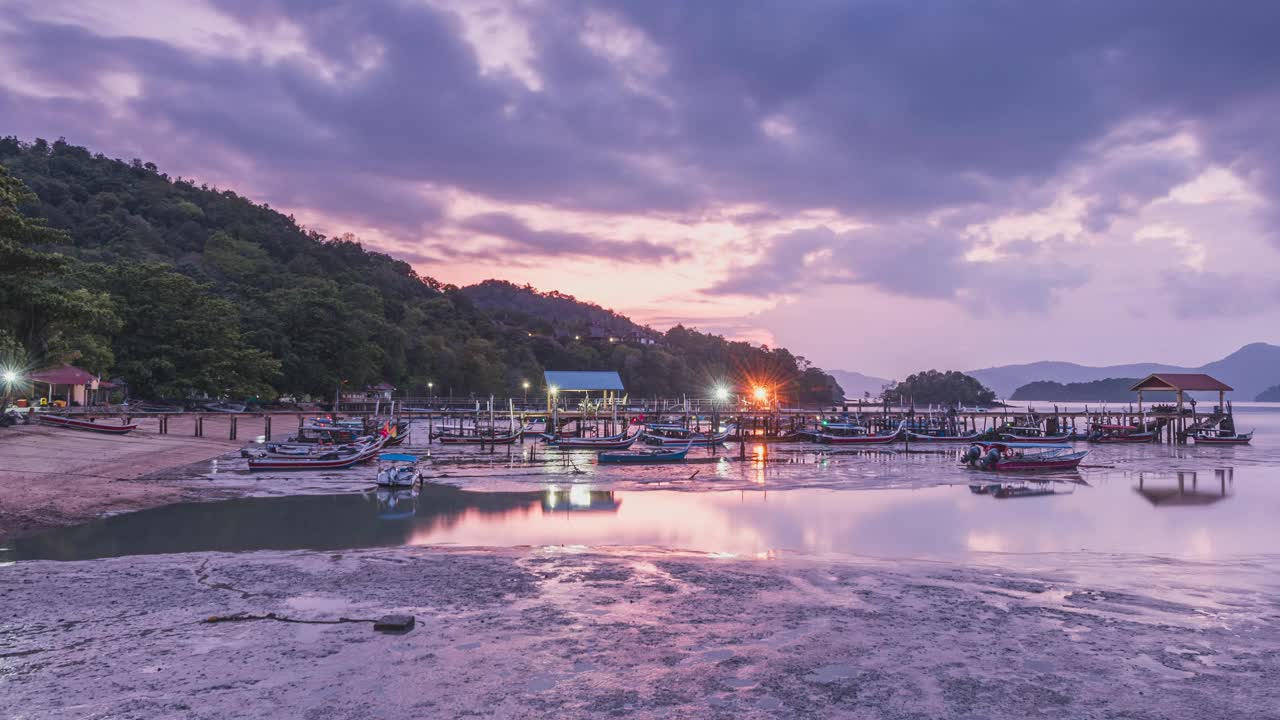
[3,0,1280,378]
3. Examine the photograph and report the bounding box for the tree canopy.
[886,370,997,406]
[0,137,845,403]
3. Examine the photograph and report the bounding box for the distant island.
[1259,385,1280,402]
[969,342,1280,401]
[1010,377,1174,403]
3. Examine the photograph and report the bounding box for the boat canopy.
[378,453,418,463]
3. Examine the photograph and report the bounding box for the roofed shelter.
[543,371,625,411]
[1129,373,1232,413]
[27,364,115,407]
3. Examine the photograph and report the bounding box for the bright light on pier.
[753,386,768,401]
[713,386,729,401]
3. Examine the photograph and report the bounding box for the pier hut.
[1130,373,1232,442]
[543,371,625,411]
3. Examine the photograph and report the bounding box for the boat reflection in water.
[1134,468,1233,507]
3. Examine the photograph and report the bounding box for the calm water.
[5,406,1280,563]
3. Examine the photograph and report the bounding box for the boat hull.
[815,430,900,445]
[37,415,137,435]
[598,447,690,464]
[1193,435,1252,445]
[905,431,981,443]
[550,434,640,450]
[1092,433,1156,444]
[435,430,522,445]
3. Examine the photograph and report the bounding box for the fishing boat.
[999,426,1074,444]
[905,430,982,443]
[598,442,692,464]
[1192,430,1253,445]
[815,421,904,445]
[643,424,733,447]
[546,429,641,450]
[963,442,1088,472]
[375,453,420,487]
[37,414,138,435]
[435,429,522,445]
[1089,425,1156,443]
[247,438,383,471]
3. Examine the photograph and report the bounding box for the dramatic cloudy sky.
[4,0,1280,377]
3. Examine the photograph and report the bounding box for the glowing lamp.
[549,385,559,395]
[713,386,729,401]
[1,370,16,384]
[753,387,767,401]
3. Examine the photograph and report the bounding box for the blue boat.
[598,443,692,464]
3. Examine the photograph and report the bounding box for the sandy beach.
[3,546,1277,719]
[0,416,272,540]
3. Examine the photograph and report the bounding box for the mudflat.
[0,417,268,540]
[3,547,1276,719]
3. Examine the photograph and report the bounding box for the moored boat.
[815,421,904,445]
[435,429,522,445]
[643,424,733,447]
[547,429,641,450]
[1192,430,1253,445]
[598,442,692,464]
[963,442,1088,472]
[37,414,138,435]
[905,430,982,443]
[247,438,383,471]
[375,453,421,487]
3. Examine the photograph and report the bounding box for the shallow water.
[4,406,1279,563]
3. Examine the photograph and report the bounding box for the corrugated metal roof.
[543,371,625,392]
[1129,373,1233,392]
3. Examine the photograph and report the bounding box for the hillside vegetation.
[0,137,842,404]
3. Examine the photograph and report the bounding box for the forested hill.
[0,137,843,404]
[461,280,646,339]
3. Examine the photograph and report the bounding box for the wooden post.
[230,415,237,441]
[264,414,272,441]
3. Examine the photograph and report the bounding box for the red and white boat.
[37,414,137,435]
[964,442,1088,472]
[905,430,982,443]
[816,421,904,445]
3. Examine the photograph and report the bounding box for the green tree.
[101,263,279,399]
[886,370,997,406]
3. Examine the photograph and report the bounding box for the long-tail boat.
[1089,424,1156,443]
[643,424,733,447]
[963,442,1088,472]
[815,421,903,445]
[435,429,522,445]
[905,430,982,443]
[599,442,692,464]
[247,438,383,471]
[1192,429,1253,445]
[546,429,641,450]
[37,414,137,435]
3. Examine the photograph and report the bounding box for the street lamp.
[427,382,434,402]
[522,380,530,404]
[753,386,767,403]
[713,385,729,402]
[1,370,16,385]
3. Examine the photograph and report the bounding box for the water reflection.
[1134,469,1233,507]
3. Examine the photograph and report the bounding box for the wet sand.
[0,416,272,540]
[2,546,1277,719]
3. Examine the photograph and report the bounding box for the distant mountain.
[828,370,891,400]
[461,280,645,337]
[1259,385,1280,402]
[1010,378,1174,403]
[970,343,1280,401]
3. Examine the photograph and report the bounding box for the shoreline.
[0,417,268,542]
[3,546,1275,719]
